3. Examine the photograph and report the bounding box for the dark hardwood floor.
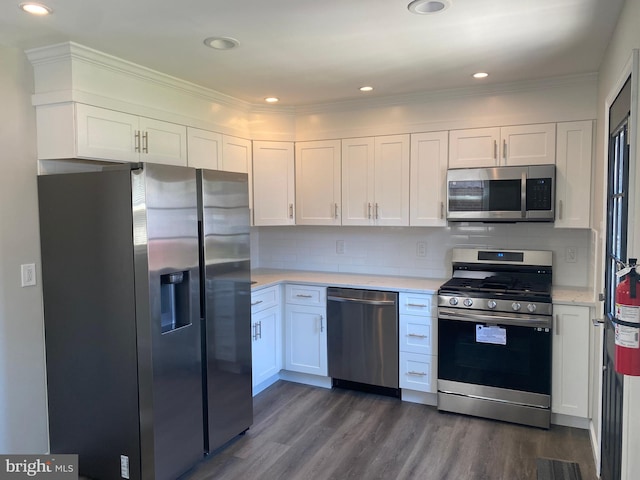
[185,381,597,480]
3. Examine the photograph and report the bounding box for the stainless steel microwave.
[446,165,555,222]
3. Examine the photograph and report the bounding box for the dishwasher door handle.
[327,296,396,306]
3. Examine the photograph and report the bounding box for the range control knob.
[527,303,537,313]
[449,297,459,306]
[487,300,497,309]
[463,298,473,307]
[512,302,522,311]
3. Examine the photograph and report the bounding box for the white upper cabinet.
[449,123,556,168]
[341,134,410,226]
[186,127,222,169]
[252,140,295,226]
[222,135,252,174]
[448,127,500,168]
[222,135,253,224]
[295,140,342,226]
[500,124,556,166]
[555,121,593,229]
[374,135,411,225]
[341,137,375,225]
[410,131,448,226]
[39,103,188,166]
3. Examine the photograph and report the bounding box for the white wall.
[595,0,640,478]
[254,225,592,287]
[0,45,49,453]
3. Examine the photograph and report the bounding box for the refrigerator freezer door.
[198,169,253,453]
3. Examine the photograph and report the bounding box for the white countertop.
[251,268,446,294]
[251,268,597,306]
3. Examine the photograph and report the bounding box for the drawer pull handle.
[407,371,427,376]
[295,294,313,298]
[407,333,427,338]
[251,300,263,306]
[407,303,428,308]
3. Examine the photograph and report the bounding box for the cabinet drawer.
[285,284,326,306]
[251,285,280,313]
[399,314,434,355]
[399,352,437,393]
[399,292,434,316]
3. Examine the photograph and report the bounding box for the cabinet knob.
[289,203,294,219]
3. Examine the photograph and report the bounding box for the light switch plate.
[21,263,36,287]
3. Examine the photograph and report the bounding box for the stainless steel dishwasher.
[327,287,399,395]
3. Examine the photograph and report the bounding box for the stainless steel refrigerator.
[38,163,252,480]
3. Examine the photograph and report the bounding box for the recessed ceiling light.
[19,2,52,15]
[473,72,489,79]
[407,0,450,15]
[203,37,239,50]
[359,86,374,92]
[264,97,279,103]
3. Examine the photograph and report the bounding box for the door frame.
[597,48,639,479]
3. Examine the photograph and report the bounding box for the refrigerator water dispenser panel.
[161,271,191,333]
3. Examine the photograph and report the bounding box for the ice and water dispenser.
[160,271,191,333]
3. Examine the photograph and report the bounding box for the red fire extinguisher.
[615,258,640,375]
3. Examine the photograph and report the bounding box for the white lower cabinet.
[284,285,327,376]
[251,286,282,394]
[398,292,437,394]
[399,351,437,392]
[551,304,590,418]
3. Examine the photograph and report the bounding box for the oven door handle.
[438,308,552,328]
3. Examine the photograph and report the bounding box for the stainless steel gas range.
[437,248,553,429]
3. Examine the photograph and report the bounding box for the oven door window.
[438,318,551,395]
[448,180,521,212]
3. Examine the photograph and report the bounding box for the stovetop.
[439,273,551,299]
[438,248,553,315]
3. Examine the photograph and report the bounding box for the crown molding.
[292,73,599,116]
[26,41,254,113]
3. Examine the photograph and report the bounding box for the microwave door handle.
[521,171,527,219]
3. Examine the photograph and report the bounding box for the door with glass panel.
[601,77,630,480]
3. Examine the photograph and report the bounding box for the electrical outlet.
[21,263,36,287]
[336,240,345,255]
[566,247,577,263]
[416,241,427,257]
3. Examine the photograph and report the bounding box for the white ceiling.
[0,0,625,107]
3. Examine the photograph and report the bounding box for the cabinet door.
[76,104,140,162]
[399,352,437,393]
[555,121,593,228]
[295,140,341,225]
[374,135,410,226]
[252,141,295,226]
[410,131,448,226]
[222,135,252,174]
[285,304,327,376]
[222,135,253,224]
[186,127,221,169]
[501,123,556,166]
[341,137,375,225]
[252,305,281,389]
[551,305,590,417]
[139,117,188,166]
[448,127,500,168]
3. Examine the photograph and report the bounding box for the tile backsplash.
[251,224,594,288]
